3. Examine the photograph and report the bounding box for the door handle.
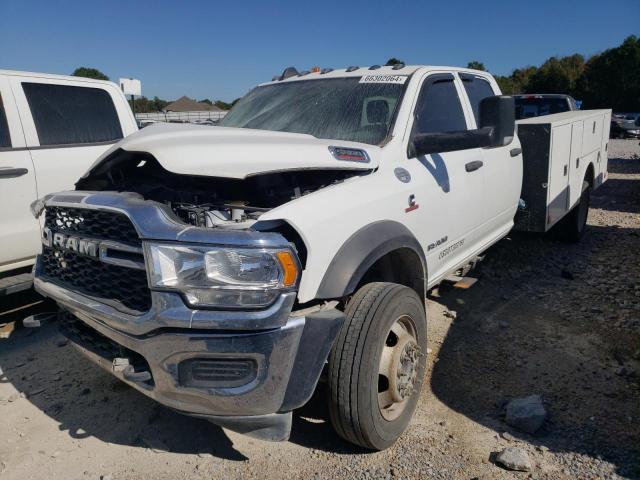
[510,148,522,157]
[465,160,483,172]
[0,167,28,178]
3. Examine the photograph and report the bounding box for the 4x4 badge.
[405,194,419,213]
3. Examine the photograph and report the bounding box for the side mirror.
[479,95,515,147]
[409,95,515,157]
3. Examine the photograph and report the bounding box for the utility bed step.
[0,273,33,296]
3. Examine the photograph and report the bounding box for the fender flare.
[315,220,427,299]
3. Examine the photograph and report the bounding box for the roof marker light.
[279,67,299,80]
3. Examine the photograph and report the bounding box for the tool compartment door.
[599,112,611,184]
[547,123,571,228]
[582,113,604,156]
[568,119,584,208]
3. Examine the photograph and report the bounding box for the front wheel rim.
[378,315,421,421]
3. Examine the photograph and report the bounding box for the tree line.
[466,35,640,111]
[72,35,640,114]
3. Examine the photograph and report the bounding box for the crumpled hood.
[94,123,380,179]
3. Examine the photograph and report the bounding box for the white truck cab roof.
[259,65,489,86]
[0,69,117,88]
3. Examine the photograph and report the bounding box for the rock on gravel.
[505,395,547,434]
[496,447,533,472]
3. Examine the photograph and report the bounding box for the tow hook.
[113,357,152,383]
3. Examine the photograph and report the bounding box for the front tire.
[327,282,427,450]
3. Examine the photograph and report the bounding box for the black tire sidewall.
[356,286,427,449]
[576,185,591,234]
[557,181,590,242]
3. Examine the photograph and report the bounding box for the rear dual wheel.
[327,282,427,450]
[557,180,591,243]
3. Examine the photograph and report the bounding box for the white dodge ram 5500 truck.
[32,65,610,450]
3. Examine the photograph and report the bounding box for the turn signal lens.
[276,251,298,287]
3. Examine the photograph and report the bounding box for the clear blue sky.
[1,0,638,102]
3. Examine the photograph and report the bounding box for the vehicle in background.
[611,113,640,138]
[514,94,579,120]
[138,119,160,129]
[0,70,138,295]
[190,118,219,126]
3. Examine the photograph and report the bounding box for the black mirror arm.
[410,127,493,157]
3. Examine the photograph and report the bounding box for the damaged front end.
[31,148,354,439]
[76,148,369,232]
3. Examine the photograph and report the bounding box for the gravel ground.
[1,139,638,480]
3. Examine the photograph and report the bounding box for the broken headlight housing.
[145,244,299,309]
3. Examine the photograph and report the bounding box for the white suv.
[0,70,137,293]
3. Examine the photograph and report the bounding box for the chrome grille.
[45,206,139,244]
[40,207,151,313]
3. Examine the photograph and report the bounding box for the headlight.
[145,244,299,308]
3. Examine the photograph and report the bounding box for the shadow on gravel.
[289,382,365,454]
[0,325,248,461]
[430,223,640,478]
[0,320,358,460]
[609,157,640,175]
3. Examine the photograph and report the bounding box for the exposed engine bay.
[76,149,369,229]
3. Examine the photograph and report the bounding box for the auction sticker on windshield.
[359,75,408,84]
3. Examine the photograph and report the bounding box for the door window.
[22,83,123,146]
[413,74,467,135]
[0,93,10,148]
[460,74,495,124]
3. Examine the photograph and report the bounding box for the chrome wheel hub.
[378,315,422,421]
[392,339,420,401]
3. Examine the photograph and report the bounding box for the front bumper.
[36,275,343,440]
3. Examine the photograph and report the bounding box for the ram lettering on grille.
[42,227,100,257]
[40,207,151,313]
